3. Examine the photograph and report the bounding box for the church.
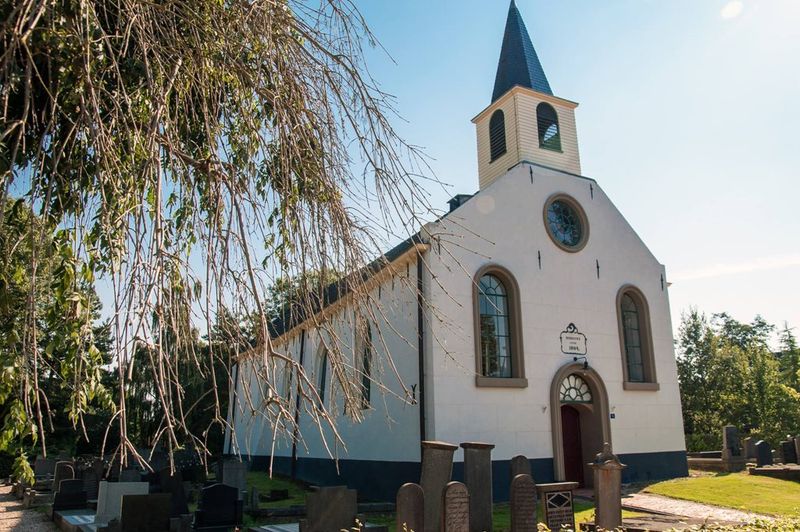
[228,1,688,501]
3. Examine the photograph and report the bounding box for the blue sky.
[357,0,800,337]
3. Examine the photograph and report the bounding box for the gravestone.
[590,443,626,532]
[397,483,424,532]
[220,459,248,497]
[510,455,531,480]
[53,461,75,493]
[780,440,798,464]
[119,493,172,531]
[33,457,57,479]
[52,478,88,512]
[755,440,773,467]
[536,482,578,532]
[158,469,190,517]
[300,486,358,532]
[722,425,741,458]
[82,459,105,501]
[460,442,494,532]
[510,474,536,532]
[441,482,469,532]
[795,436,800,465]
[95,481,150,526]
[743,437,757,459]
[420,441,458,532]
[249,486,260,511]
[194,483,243,531]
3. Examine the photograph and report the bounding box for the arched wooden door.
[560,405,584,486]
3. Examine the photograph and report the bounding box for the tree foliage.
[677,310,800,451]
[2,0,431,468]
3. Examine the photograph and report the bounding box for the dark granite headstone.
[158,468,189,517]
[781,440,798,464]
[510,474,536,532]
[52,479,88,512]
[300,486,358,532]
[194,483,243,531]
[81,459,104,501]
[510,455,531,480]
[119,493,171,532]
[460,442,494,532]
[795,436,800,465]
[722,425,741,458]
[33,457,57,479]
[756,440,773,467]
[53,461,75,493]
[441,482,469,532]
[396,483,424,532]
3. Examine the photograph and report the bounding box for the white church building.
[228,1,688,500]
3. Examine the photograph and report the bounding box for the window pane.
[478,274,513,378]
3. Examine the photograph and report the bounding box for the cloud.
[671,254,800,282]
[721,1,744,19]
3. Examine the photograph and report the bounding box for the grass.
[644,471,800,517]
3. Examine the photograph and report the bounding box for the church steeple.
[492,0,552,102]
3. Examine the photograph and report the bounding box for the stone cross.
[420,441,458,532]
[590,443,626,531]
[460,442,494,532]
[396,483,424,532]
[755,440,773,467]
[510,456,531,481]
[441,482,469,532]
[510,474,536,532]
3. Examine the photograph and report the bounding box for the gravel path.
[0,485,57,531]
[622,491,773,523]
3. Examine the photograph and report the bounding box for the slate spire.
[492,0,553,102]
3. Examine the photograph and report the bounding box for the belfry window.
[489,110,507,162]
[616,287,659,390]
[473,265,526,387]
[537,102,561,151]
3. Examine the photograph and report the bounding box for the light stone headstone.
[590,443,626,532]
[441,482,469,532]
[300,486,357,532]
[460,442,494,532]
[743,437,757,459]
[755,440,773,467]
[220,459,248,497]
[396,483,424,532]
[420,441,458,532]
[510,474,536,532]
[510,456,531,480]
[94,481,150,526]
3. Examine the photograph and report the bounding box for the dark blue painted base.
[245,450,687,503]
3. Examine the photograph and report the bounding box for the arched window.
[489,110,507,162]
[318,348,328,407]
[537,102,561,151]
[357,321,372,408]
[473,266,526,387]
[616,287,659,389]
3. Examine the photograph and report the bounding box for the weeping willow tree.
[1,0,433,475]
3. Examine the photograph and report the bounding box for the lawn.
[644,471,800,517]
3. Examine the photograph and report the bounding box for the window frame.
[536,102,562,152]
[317,346,329,408]
[616,285,659,391]
[543,193,590,253]
[472,264,527,388]
[489,109,507,162]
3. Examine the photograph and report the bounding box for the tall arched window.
[489,110,507,162]
[616,286,659,390]
[473,265,526,387]
[357,321,372,408]
[537,102,561,151]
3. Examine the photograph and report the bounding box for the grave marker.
[441,482,469,532]
[590,443,626,532]
[780,440,798,464]
[743,437,757,460]
[420,441,458,532]
[536,482,578,532]
[755,440,773,467]
[510,455,531,480]
[52,478,88,512]
[95,481,150,527]
[460,442,494,532]
[396,483,424,532]
[119,493,172,531]
[194,483,243,531]
[220,459,248,497]
[509,474,536,532]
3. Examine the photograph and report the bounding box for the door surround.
[550,362,612,481]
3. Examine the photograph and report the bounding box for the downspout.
[417,254,427,443]
[225,362,240,456]
[290,329,306,479]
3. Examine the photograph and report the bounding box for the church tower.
[473,1,582,189]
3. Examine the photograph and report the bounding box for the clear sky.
[357,0,800,339]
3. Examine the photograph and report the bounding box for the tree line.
[677,310,800,451]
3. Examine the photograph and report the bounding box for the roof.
[492,0,553,102]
